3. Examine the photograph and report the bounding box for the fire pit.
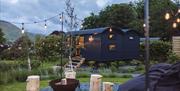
[49,79,80,91]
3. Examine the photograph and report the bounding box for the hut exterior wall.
[100,29,124,61]
[78,28,140,61]
[122,32,140,59]
[81,34,102,61]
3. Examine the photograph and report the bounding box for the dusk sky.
[0,0,135,35]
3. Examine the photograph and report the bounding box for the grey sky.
[0,0,135,34]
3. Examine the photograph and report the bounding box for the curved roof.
[68,27,140,35]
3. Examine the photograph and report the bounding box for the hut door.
[76,36,84,56]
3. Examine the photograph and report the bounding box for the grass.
[78,77,130,83]
[39,58,68,69]
[0,77,130,91]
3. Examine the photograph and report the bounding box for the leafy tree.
[82,0,178,40]
[35,34,66,61]
[82,4,137,29]
[1,35,32,60]
[134,0,177,40]
[0,28,6,44]
[82,13,100,29]
[140,40,172,63]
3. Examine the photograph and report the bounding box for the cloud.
[1,0,19,4]
[96,0,110,8]
[0,0,134,34]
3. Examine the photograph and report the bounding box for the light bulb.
[21,23,24,34]
[143,24,146,27]
[177,18,180,23]
[44,20,47,29]
[60,17,62,22]
[80,25,83,28]
[44,24,47,29]
[89,36,94,42]
[22,29,25,34]
[178,8,180,13]
[173,22,177,28]
[165,13,170,20]
[109,28,112,32]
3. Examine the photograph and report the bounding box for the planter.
[49,79,80,91]
[65,71,76,79]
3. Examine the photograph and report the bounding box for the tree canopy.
[82,0,179,40]
[82,4,137,29]
[0,28,6,44]
[1,35,32,60]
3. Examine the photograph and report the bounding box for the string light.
[109,28,112,32]
[164,1,180,29]
[21,23,25,34]
[178,8,180,13]
[59,14,62,22]
[165,13,170,20]
[80,24,83,28]
[173,22,177,28]
[143,24,146,27]
[44,20,47,29]
[89,35,94,42]
[176,18,180,23]
[5,11,84,31]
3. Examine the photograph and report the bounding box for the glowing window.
[109,34,115,39]
[109,44,116,51]
[129,36,134,40]
[89,35,94,42]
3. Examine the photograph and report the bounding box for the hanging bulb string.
[21,23,25,34]
[7,12,83,25]
[44,20,47,29]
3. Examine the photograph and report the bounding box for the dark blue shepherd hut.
[70,27,140,61]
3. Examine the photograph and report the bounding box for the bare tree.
[65,0,78,31]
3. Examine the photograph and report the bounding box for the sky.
[0,0,134,35]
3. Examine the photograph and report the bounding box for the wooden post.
[26,75,40,91]
[103,82,114,91]
[90,74,102,91]
[173,36,180,57]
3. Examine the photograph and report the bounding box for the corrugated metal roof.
[68,27,109,35]
[67,27,139,35]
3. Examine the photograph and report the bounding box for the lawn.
[0,77,130,91]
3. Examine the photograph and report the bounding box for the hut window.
[129,36,134,40]
[109,44,116,51]
[108,34,115,40]
[79,36,84,48]
[89,35,94,42]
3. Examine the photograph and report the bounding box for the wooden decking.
[64,56,85,71]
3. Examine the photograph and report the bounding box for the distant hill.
[0,20,44,42]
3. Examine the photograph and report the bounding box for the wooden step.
[64,57,85,71]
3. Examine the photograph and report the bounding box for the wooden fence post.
[103,82,114,91]
[90,74,102,91]
[26,75,40,91]
[173,36,180,57]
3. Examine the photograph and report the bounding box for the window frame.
[108,44,116,51]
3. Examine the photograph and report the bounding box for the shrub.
[140,40,172,63]
[130,60,142,66]
[31,60,41,69]
[0,71,16,85]
[76,72,90,78]
[167,52,180,64]
[118,61,126,66]
[121,74,132,78]
[15,70,30,82]
[88,61,96,68]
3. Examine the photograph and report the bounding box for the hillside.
[0,20,44,42]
